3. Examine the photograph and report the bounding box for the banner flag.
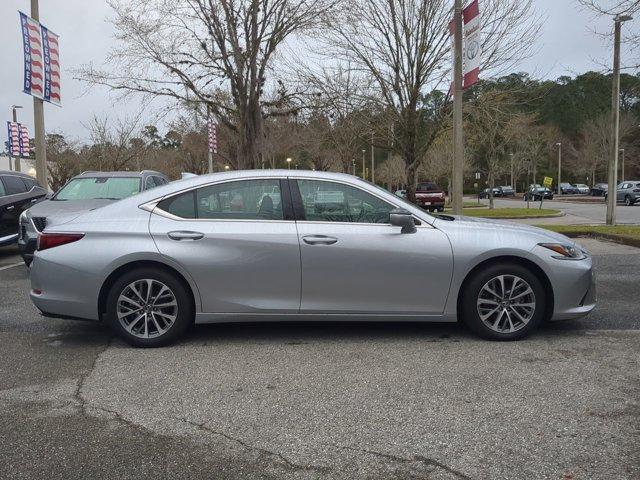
[19,12,61,106]
[41,25,61,105]
[7,122,30,158]
[207,118,218,154]
[462,0,481,89]
[448,0,481,92]
[20,12,44,99]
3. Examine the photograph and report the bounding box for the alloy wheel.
[476,274,536,333]
[117,279,178,339]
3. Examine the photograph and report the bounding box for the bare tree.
[317,0,541,201]
[81,115,148,171]
[78,0,335,168]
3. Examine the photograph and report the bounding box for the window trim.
[0,174,30,197]
[150,176,292,223]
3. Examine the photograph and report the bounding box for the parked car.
[558,183,578,195]
[394,189,406,198]
[499,186,516,197]
[0,171,47,248]
[604,181,640,206]
[19,170,169,265]
[29,170,595,347]
[591,183,608,197]
[574,184,590,195]
[412,182,445,212]
[478,187,502,199]
[523,185,554,201]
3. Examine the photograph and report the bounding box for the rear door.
[0,175,31,242]
[292,178,453,315]
[149,177,301,314]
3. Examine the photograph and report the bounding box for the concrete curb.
[561,231,640,249]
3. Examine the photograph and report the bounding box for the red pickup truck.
[412,182,446,212]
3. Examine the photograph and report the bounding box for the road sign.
[543,176,553,188]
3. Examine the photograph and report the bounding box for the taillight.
[37,233,84,251]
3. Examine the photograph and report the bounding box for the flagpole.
[451,0,464,215]
[31,0,47,187]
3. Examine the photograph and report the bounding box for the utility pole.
[620,148,625,181]
[352,159,356,176]
[361,149,366,179]
[556,142,562,195]
[31,0,47,188]
[607,14,632,225]
[509,153,514,188]
[370,131,375,183]
[451,0,464,215]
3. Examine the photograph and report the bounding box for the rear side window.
[416,182,438,192]
[0,177,6,197]
[2,175,27,195]
[156,179,284,221]
[145,176,158,190]
[157,191,196,219]
[21,177,38,190]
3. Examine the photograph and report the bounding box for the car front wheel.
[461,263,546,340]
[105,268,193,347]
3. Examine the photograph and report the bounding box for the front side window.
[157,179,284,221]
[297,179,393,224]
[54,177,141,201]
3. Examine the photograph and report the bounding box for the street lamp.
[555,143,562,195]
[607,13,633,225]
[286,157,292,170]
[224,165,230,170]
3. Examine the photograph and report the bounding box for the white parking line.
[0,262,23,271]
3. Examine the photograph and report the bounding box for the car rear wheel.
[461,263,546,340]
[625,195,633,206]
[105,268,193,347]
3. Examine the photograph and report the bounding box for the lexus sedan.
[29,170,595,347]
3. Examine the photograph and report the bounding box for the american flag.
[207,117,217,154]
[20,125,30,156]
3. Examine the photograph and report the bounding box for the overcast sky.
[0,0,637,143]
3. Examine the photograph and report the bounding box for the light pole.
[361,149,365,179]
[286,157,292,170]
[370,131,375,183]
[352,159,356,176]
[31,0,47,187]
[10,105,23,171]
[451,0,464,215]
[619,148,625,181]
[555,142,562,195]
[607,14,632,226]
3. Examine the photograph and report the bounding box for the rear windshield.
[54,177,141,201]
[416,182,439,192]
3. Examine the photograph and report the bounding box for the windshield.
[54,177,141,201]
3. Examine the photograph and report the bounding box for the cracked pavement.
[0,239,639,479]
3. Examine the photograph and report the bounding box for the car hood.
[434,215,576,246]
[25,198,116,225]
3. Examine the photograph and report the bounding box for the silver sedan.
[29,170,595,347]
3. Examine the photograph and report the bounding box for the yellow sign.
[543,176,553,188]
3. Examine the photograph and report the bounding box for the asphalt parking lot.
[1,239,639,480]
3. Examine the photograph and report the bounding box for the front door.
[149,178,301,314]
[292,178,453,315]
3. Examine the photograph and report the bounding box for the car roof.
[0,170,34,178]
[73,170,165,179]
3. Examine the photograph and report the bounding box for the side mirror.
[389,208,417,234]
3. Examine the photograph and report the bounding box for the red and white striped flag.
[6,122,30,157]
[207,118,217,154]
[42,25,61,105]
[19,125,30,156]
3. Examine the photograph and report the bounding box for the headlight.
[539,243,585,259]
[19,211,27,224]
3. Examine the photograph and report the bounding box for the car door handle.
[6,205,15,211]
[302,235,338,245]
[167,231,204,241]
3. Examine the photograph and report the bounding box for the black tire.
[461,262,546,341]
[105,268,193,347]
[625,195,632,206]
